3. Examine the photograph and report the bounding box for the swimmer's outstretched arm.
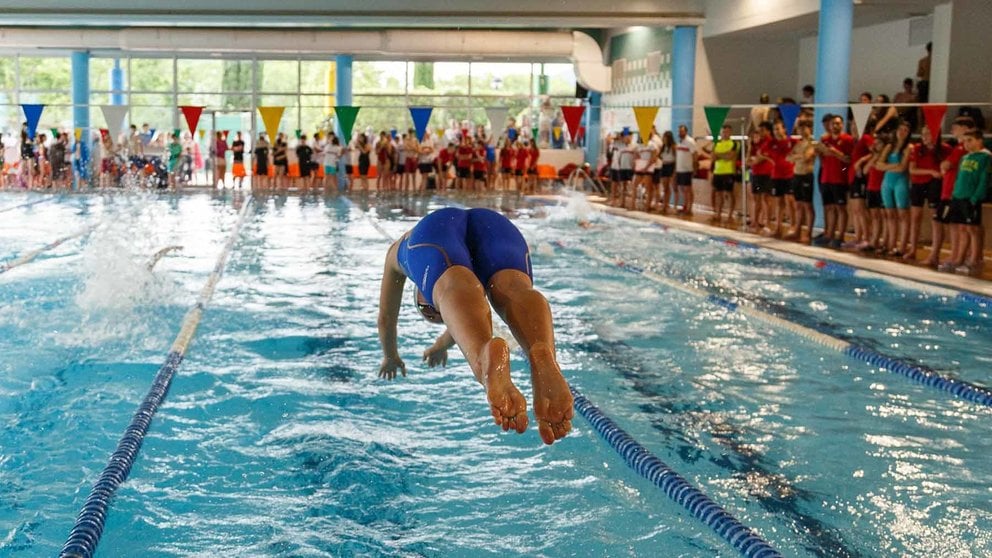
[423,329,455,368]
[377,240,407,379]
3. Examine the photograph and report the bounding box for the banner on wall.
[849,104,873,137]
[703,106,731,137]
[100,105,128,142]
[777,103,802,135]
[257,106,285,141]
[484,107,509,136]
[560,105,586,141]
[409,107,433,142]
[21,104,44,140]
[334,105,361,144]
[180,106,204,133]
[632,106,659,144]
[921,104,948,136]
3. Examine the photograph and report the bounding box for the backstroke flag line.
[409,107,432,142]
[632,106,659,144]
[921,104,948,137]
[485,107,509,136]
[849,104,873,137]
[257,106,285,141]
[100,105,128,142]
[778,103,802,135]
[21,104,44,140]
[180,106,204,134]
[334,106,360,144]
[703,106,731,137]
[560,105,586,142]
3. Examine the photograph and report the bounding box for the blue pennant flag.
[21,104,45,140]
[778,103,802,136]
[409,107,433,142]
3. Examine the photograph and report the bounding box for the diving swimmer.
[377,207,573,445]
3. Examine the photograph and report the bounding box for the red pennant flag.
[221,130,230,142]
[560,106,586,143]
[921,104,947,137]
[180,106,204,133]
[99,128,109,141]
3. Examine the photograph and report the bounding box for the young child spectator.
[941,129,989,275]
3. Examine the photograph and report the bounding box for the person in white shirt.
[417,134,436,191]
[632,138,658,211]
[322,134,343,192]
[674,124,698,215]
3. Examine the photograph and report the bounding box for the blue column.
[812,0,852,227]
[584,91,602,168]
[110,58,124,105]
[334,55,353,189]
[671,26,697,135]
[71,51,90,188]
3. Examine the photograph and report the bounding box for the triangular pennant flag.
[435,127,445,140]
[21,104,44,140]
[703,106,731,137]
[257,106,285,140]
[334,105,360,144]
[531,127,539,142]
[553,127,562,140]
[921,104,948,137]
[221,130,230,142]
[100,105,128,142]
[632,106,659,144]
[850,104,873,137]
[777,103,802,135]
[50,128,59,138]
[198,129,206,140]
[74,128,83,141]
[409,107,433,141]
[560,105,586,141]
[99,128,109,141]
[180,106,204,133]
[294,129,302,139]
[173,128,181,138]
[484,107,509,136]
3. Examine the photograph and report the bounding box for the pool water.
[0,191,989,557]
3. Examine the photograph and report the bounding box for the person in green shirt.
[944,129,989,275]
[167,133,183,189]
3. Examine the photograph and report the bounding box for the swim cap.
[413,288,443,324]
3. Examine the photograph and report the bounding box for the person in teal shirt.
[943,129,990,274]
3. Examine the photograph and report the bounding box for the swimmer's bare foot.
[482,338,528,434]
[529,342,574,445]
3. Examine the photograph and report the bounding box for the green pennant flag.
[531,127,539,142]
[50,127,59,138]
[334,105,361,144]
[704,106,731,137]
[294,129,302,139]
[173,128,181,138]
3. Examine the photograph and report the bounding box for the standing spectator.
[768,120,795,236]
[36,133,50,188]
[472,138,489,192]
[747,124,775,232]
[527,137,541,194]
[213,131,228,188]
[254,133,270,191]
[231,131,246,189]
[801,85,815,105]
[402,131,420,191]
[656,131,676,214]
[872,94,899,134]
[813,115,854,248]
[786,120,816,241]
[273,132,288,190]
[893,78,919,132]
[497,137,515,191]
[674,124,698,215]
[417,133,435,191]
[50,132,67,189]
[710,124,739,223]
[877,120,913,256]
[296,134,315,192]
[632,136,657,211]
[748,94,771,134]
[323,135,342,192]
[845,120,877,249]
[916,42,931,103]
[356,133,372,192]
[907,125,947,260]
[167,132,183,189]
[19,129,35,189]
[436,142,454,191]
[862,138,888,252]
[942,129,989,275]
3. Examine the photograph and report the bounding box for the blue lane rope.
[0,197,51,214]
[352,200,782,557]
[59,196,253,558]
[574,243,992,409]
[0,224,98,275]
[571,387,782,558]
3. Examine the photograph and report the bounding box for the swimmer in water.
[377,207,573,445]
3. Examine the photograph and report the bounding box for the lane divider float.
[0,224,99,275]
[60,196,253,558]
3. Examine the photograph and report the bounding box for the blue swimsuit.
[396,207,532,306]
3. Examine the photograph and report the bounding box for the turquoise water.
[1,192,989,557]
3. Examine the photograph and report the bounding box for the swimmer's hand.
[422,343,448,368]
[379,356,406,380]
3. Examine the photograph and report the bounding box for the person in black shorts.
[356,133,372,192]
[273,132,288,190]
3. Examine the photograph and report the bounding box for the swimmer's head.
[414,289,444,324]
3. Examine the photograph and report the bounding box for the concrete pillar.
[671,26,697,134]
[812,0,852,227]
[71,51,90,187]
[585,91,602,168]
[110,58,124,106]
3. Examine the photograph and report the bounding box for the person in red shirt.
[455,136,474,190]
[768,120,795,237]
[813,114,854,248]
[472,138,488,191]
[907,124,948,260]
[747,123,775,233]
[527,141,541,194]
[498,139,515,191]
[926,117,975,267]
[846,123,876,249]
[514,139,530,192]
[853,131,886,252]
[436,142,455,191]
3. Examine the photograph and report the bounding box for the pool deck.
[573,195,992,299]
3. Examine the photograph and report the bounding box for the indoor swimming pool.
[1,191,989,557]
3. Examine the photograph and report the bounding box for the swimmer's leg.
[433,266,528,434]
[488,269,573,445]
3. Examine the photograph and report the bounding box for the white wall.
[702,0,818,38]
[798,17,927,101]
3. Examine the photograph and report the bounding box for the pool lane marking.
[351,199,783,558]
[0,224,98,275]
[571,242,992,408]
[59,196,253,558]
[0,197,52,214]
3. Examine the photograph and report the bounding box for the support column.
[671,26,697,135]
[71,51,90,188]
[110,58,124,105]
[334,55,353,189]
[584,91,601,168]
[812,0,852,227]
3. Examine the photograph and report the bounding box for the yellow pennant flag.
[198,129,206,140]
[257,106,285,140]
[74,128,83,141]
[435,128,445,139]
[632,106,659,144]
